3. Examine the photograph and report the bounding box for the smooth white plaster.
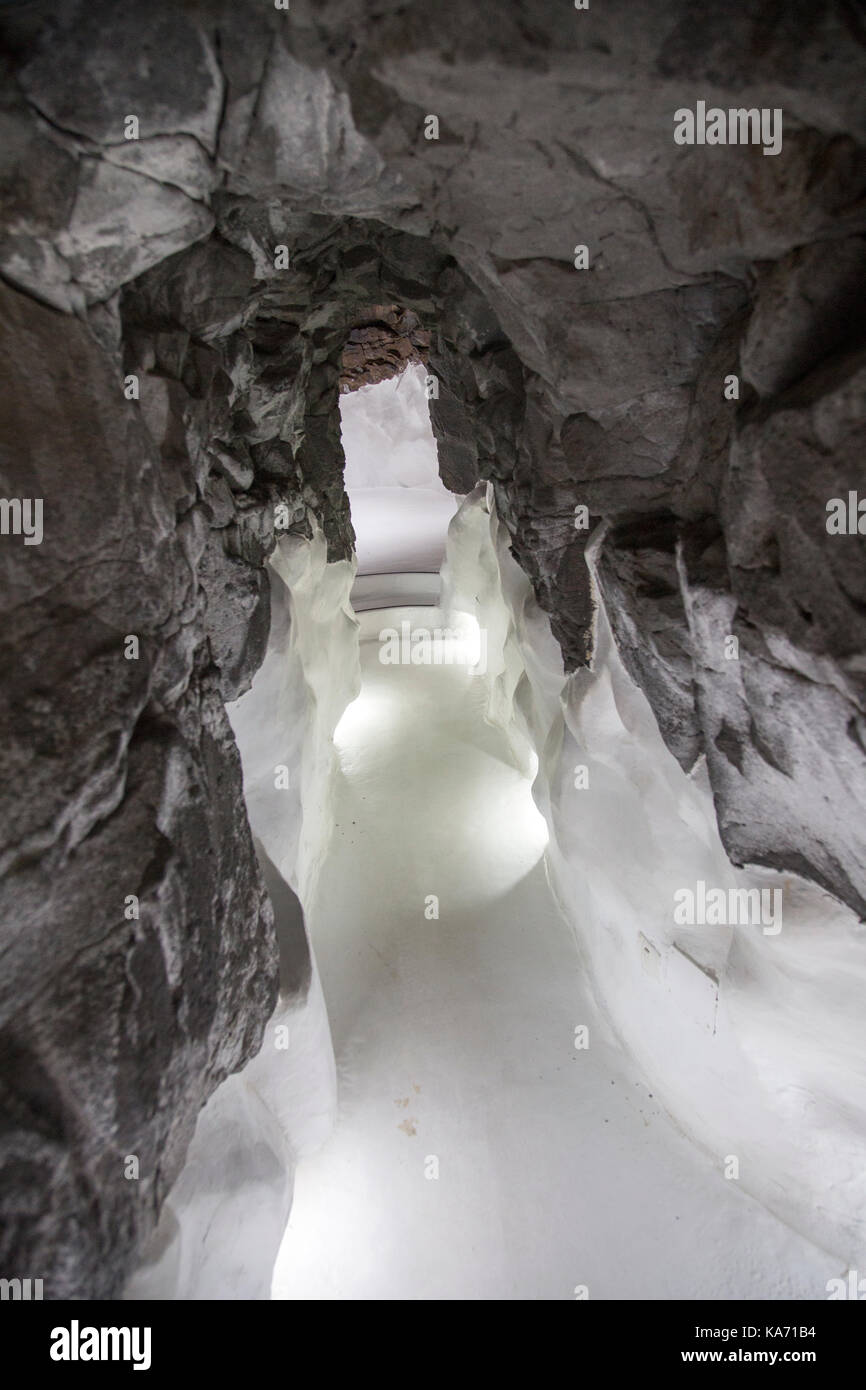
[440,483,866,1274]
[271,602,839,1299]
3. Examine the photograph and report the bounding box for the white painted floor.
[272,611,839,1301]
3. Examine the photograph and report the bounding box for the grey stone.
[0,280,278,1297]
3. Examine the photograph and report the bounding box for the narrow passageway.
[272,612,835,1301]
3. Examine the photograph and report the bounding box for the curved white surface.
[350,571,441,611]
[272,608,837,1300]
[340,364,460,583]
[348,488,458,576]
[441,487,866,1272]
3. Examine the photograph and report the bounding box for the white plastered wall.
[126,525,359,1299]
[441,483,866,1272]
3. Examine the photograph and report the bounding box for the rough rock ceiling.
[339,305,430,391]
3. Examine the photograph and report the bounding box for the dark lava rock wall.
[1,0,864,1294]
[0,276,278,1299]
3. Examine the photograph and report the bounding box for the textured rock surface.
[442,487,866,1270]
[340,304,429,391]
[128,530,355,1300]
[1,0,865,1294]
[0,279,277,1298]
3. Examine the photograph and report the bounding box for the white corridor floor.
[271,611,839,1301]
